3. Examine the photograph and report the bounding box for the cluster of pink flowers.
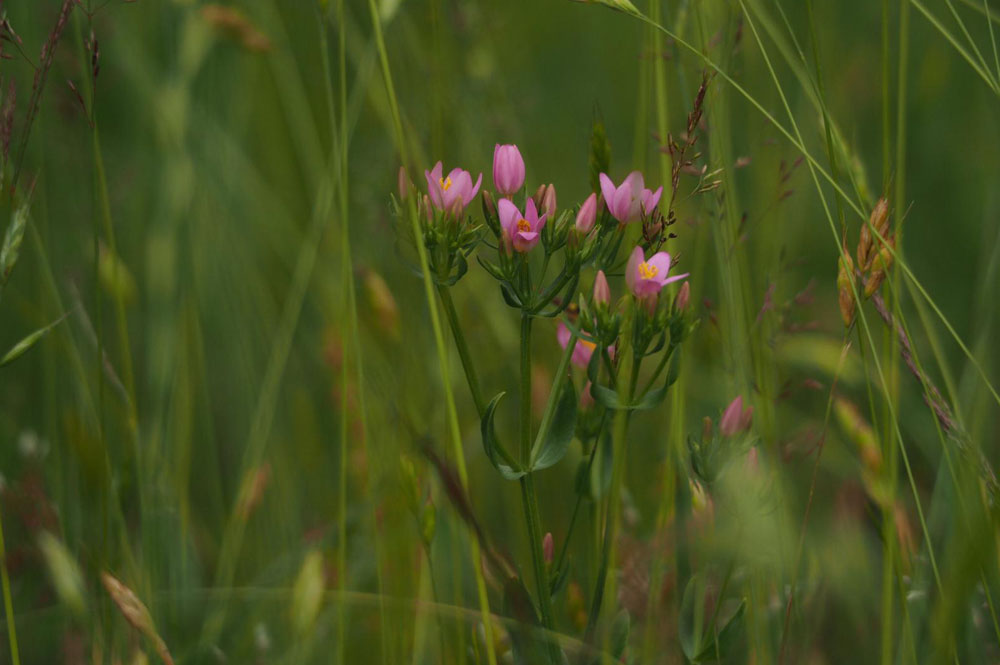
[420,143,690,365]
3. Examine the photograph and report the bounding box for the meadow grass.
[0,0,999,663]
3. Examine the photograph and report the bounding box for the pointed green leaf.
[481,392,527,480]
[1,315,68,368]
[694,598,746,662]
[610,609,630,661]
[531,381,577,471]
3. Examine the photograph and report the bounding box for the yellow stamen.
[517,218,532,233]
[638,261,658,280]
[440,176,453,191]
[580,339,596,352]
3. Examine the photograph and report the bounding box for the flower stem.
[0,506,19,665]
[585,319,635,646]
[517,313,558,659]
[438,285,485,416]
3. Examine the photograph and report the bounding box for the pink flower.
[498,198,548,253]
[625,246,689,298]
[557,322,609,368]
[575,193,598,233]
[493,144,525,197]
[424,161,482,216]
[593,270,610,307]
[719,396,753,437]
[598,171,663,223]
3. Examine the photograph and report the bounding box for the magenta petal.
[643,186,663,214]
[599,173,617,211]
[661,273,689,286]
[633,279,662,298]
[624,171,645,221]
[625,246,644,296]
[647,251,672,276]
[524,198,539,224]
[468,172,483,202]
[534,211,549,232]
[513,231,539,252]
[498,198,521,236]
[557,322,572,349]
[572,343,594,368]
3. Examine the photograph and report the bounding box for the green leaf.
[693,598,746,662]
[500,281,522,309]
[530,380,577,471]
[481,392,527,480]
[1,315,68,368]
[631,355,679,411]
[679,571,747,663]
[678,572,704,661]
[610,609,631,661]
[590,382,626,410]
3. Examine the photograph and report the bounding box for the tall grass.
[0,0,998,663]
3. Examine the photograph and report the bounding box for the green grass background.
[0,0,999,662]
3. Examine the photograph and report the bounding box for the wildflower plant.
[390,128,696,662]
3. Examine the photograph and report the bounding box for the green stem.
[439,285,485,416]
[0,507,19,665]
[585,317,635,646]
[517,313,558,658]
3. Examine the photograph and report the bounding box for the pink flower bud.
[719,396,753,437]
[593,270,610,308]
[541,184,557,217]
[542,532,554,565]
[575,193,597,233]
[493,144,525,197]
[674,281,690,312]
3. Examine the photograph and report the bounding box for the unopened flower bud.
[575,193,597,234]
[674,281,690,312]
[541,184,557,217]
[593,270,610,308]
[493,144,525,197]
[532,183,547,211]
[421,194,433,222]
[719,396,753,437]
[542,532,554,565]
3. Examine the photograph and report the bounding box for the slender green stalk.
[439,286,486,416]
[585,318,634,647]
[0,507,20,665]
[327,4,352,662]
[516,314,558,657]
[363,2,498,660]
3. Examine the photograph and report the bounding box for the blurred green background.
[0,0,999,662]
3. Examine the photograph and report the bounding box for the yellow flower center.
[638,261,659,280]
[517,218,532,233]
[440,176,453,191]
[580,339,596,352]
